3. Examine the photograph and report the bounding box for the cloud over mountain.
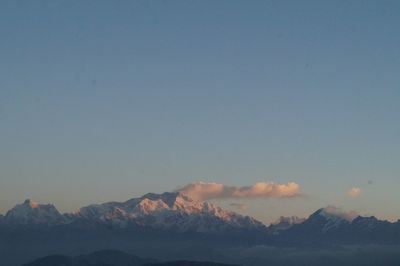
[320,206,359,221]
[176,181,300,201]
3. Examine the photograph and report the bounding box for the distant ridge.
[143,262,241,266]
[22,250,240,266]
[1,193,400,244]
[22,250,154,266]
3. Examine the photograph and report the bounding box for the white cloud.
[322,206,359,221]
[176,181,300,201]
[348,187,362,197]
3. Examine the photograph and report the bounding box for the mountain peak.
[140,192,192,208]
[314,206,358,222]
[298,206,359,234]
[271,216,305,226]
[23,199,39,209]
[269,216,306,234]
[5,200,64,225]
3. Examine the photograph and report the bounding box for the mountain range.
[1,192,264,233]
[1,192,400,241]
[2,192,400,266]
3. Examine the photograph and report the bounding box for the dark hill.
[22,250,240,266]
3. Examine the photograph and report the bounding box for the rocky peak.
[5,199,64,225]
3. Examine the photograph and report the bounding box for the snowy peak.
[269,216,305,232]
[5,199,64,225]
[23,199,39,208]
[298,206,358,234]
[316,206,358,222]
[74,192,265,232]
[140,192,192,208]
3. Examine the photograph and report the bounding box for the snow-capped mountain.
[4,199,64,225]
[269,216,305,233]
[349,215,396,238]
[3,196,400,244]
[278,206,398,243]
[284,206,358,236]
[279,207,400,244]
[4,199,400,266]
[72,192,265,232]
[1,193,265,232]
[306,206,358,233]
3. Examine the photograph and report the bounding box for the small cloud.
[229,203,247,210]
[176,181,300,201]
[348,187,362,197]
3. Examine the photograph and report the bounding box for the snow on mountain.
[3,197,400,245]
[318,206,358,222]
[351,215,393,233]
[73,192,265,232]
[6,196,385,239]
[351,216,379,230]
[269,216,305,233]
[282,206,359,236]
[306,206,358,233]
[4,199,65,225]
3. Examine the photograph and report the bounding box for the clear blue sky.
[1,0,399,223]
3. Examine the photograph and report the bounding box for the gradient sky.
[1,0,399,223]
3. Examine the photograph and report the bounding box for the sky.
[1,0,399,223]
